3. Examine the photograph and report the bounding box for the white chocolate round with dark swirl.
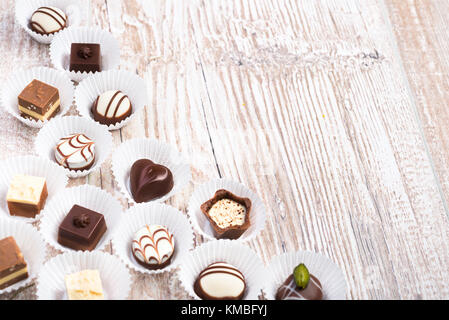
[30,6,67,35]
[131,225,175,270]
[54,134,95,171]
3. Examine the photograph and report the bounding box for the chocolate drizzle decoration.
[30,6,67,35]
[77,46,93,59]
[73,213,90,228]
[276,274,323,300]
[131,225,175,270]
[55,134,95,170]
[133,226,174,262]
[194,262,246,300]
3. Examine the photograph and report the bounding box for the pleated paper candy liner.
[187,178,266,243]
[111,202,194,275]
[0,155,68,222]
[74,69,147,130]
[39,185,123,253]
[0,67,74,129]
[265,250,347,300]
[0,217,46,294]
[34,115,113,178]
[111,138,191,204]
[177,240,268,300]
[50,27,120,82]
[36,251,131,300]
[15,0,88,44]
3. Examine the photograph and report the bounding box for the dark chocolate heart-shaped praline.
[130,159,174,203]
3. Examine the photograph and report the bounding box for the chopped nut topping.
[208,198,246,228]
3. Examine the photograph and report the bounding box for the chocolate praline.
[69,43,101,73]
[57,204,107,251]
[194,262,246,300]
[0,237,28,290]
[200,190,251,240]
[276,274,323,300]
[30,6,67,35]
[18,79,60,121]
[6,174,48,218]
[129,159,174,203]
[91,90,132,126]
[131,225,175,270]
[54,134,95,171]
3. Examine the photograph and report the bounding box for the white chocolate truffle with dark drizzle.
[30,6,67,35]
[54,134,95,171]
[131,225,175,270]
[91,90,132,126]
[194,262,246,300]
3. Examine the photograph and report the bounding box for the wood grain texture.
[188,0,449,299]
[385,0,449,217]
[1,0,449,300]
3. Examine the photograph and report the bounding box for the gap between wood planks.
[193,39,223,179]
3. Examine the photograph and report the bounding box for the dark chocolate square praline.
[69,43,101,73]
[58,204,107,251]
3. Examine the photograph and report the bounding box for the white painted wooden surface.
[1,0,449,300]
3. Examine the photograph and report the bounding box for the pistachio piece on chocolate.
[293,263,310,289]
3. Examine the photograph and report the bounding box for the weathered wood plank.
[189,0,449,299]
[385,0,449,219]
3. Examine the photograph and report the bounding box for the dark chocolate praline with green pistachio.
[275,263,323,300]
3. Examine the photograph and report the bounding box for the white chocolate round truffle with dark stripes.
[54,134,95,171]
[30,6,67,35]
[91,90,132,126]
[131,225,175,270]
[194,262,246,300]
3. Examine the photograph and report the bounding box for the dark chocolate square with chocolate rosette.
[69,43,101,73]
[200,189,251,240]
[57,204,107,251]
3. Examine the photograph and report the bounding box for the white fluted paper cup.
[34,115,113,178]
[0,67,74,128]
[15,0,88,44]
[50,27,120,82]
[0,217,46,294]
[36,251,131,300]
[39,185,123,253]
[178,240,267,300]
[265,251,347,300]
[74,69,147,130]
[187,179,266,243]
[0,155,68,222]
[111,138,191,204]
[112,202,194,275]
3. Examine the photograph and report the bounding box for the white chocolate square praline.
[65,269,104,300]
[6,174,46,205]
